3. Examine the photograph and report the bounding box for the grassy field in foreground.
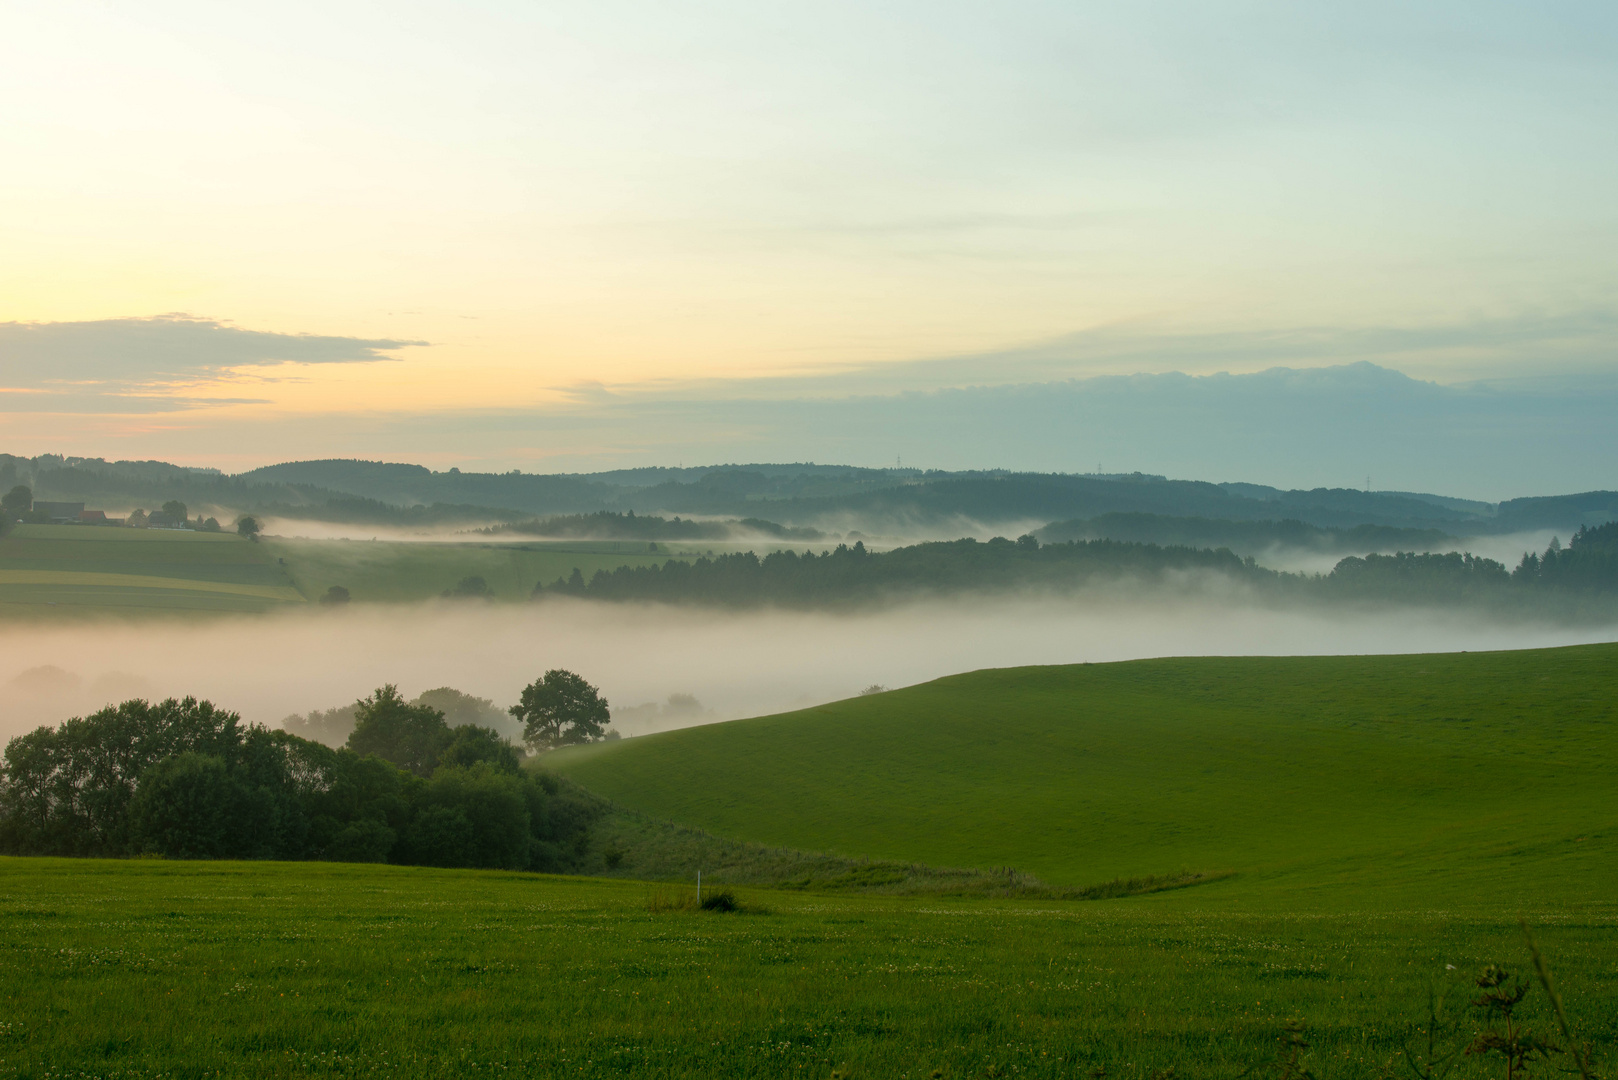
[552,644,1618,907]
[0,525,304,613]
[2,858,1614,1079]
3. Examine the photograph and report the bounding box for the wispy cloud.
[0,315,427,410]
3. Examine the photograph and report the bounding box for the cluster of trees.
[1324,551,1512,601]
[128,499,224,531]
[1512,523,1618,591]
[537,536,1273,607]
[442,576,492,599]
[283,681,606,752]
[0,671,616,867]
[1328,526,1618,600]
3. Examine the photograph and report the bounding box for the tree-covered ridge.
[536,528,1618,610]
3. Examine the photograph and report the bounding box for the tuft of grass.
[699,888,739,912]
[644,885,698,913]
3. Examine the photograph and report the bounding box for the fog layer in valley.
[5,594,1615,744]
[1250,529,1563,575]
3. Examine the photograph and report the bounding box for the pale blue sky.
[1,1,1615,489]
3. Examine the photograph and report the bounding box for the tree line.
[0,671,614,868]
[538,536,1272,606]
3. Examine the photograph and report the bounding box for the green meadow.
[4,645,1618,1076]
[1,858,1613,1080]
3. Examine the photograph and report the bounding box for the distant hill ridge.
[5,452,1617,535]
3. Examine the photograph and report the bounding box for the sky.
[2,1,1616,490]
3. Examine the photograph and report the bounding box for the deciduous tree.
[509,670,611,751]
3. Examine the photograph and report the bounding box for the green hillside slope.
[553,644,1618,905]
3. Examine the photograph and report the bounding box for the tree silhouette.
[509,670,610,751]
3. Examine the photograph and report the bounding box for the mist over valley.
[4,592,1615,747]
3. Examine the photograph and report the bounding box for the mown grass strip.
[0,569,305,600]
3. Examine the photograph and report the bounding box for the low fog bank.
[259,518,509,543]
[1251,529,1564,576]
[3,596,1615,743]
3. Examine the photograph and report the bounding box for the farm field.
[552,644,1618,908]
[0,525,304,614]
[260,536,696,603]
[2,857,1614,1079]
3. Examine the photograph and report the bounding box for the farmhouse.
[32,501,86,523]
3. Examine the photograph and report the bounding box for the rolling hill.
[552,643,1618,906]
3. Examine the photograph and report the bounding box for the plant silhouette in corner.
[1397,981,1466,1080]
[1465,965,1558,1080]
[1521,919,1599,1080]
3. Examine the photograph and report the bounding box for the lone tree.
[509,670,610,751]
[1,485,31,517]
[236,514,261,541]
[161,500,188,524]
